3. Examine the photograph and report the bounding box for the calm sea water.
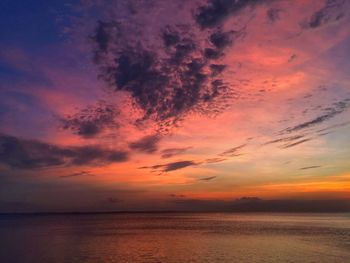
[0,213,349,263]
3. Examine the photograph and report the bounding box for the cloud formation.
[60,101,119,138]
[281,138,312,149]
[161,147,191,158]
[263,98,350,149]
[205,158,226,164]
[282,99,350,134]
[306,0,345,29]
[219,144,246,157]
[0,134,129,169]
[199,176,217,181]
[89,2,242,131]
[299,166,321,170]
[60,170,95,178]
[140,160,198,172]
[129,135,160,154]
[195,0,267,29]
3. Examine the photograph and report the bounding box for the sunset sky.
[1,0,349,212]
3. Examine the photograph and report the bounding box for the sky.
[0,0,350,212]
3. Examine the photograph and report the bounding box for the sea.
[0,213,349,263]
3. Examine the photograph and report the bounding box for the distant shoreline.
[2,199,350,215]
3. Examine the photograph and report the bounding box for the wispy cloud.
[280,138,312,149]
[219,144,246,157]
[317,121,350,133]
[299,165,321,170]
[129,135,160,154]
[264,135,306,145]
[161,147,191,158]
[140,160,198,172]
[205,158,226,164]
[60,170,95,178]
[199,176,217,181]
[282,99,350,134]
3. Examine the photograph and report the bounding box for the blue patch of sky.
[0,0,79,50]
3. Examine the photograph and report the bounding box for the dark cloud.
[60,101,119,138]
[209,64,226,76]
[195,0,267,29]
[139,164,164,170]
[299,166,321,170]
[199,176,217,181]
[161,147,191,158]
[282,99,349,133]
[306,0,345,29]
[60,170,95,178]
[90,20,121,63]
[219,144,246,156]
[72,146,128,166]
[162,160,198,172]
[92,21,113,53]
[91,9,237,131]
[266,8,282,23]
[129,135,160,154]
[264,134,306,145]
[162,26,181,47]
[140,160,198,172]
[204,29,243,59]
[281,138,312,149]
[204,48,222,59]
[0,134,129,169]
[210,31,234,49]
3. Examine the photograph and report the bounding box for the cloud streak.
[60,170,95,178]
[140,160,198,172]
[161,147,191,158]
[282,99,350,134]
[219,144,246,157]
[199,176,217,181]
[300,166,321,170]
[0,134,129,169]
[129,135,160,154]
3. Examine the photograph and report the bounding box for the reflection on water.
[0,213,350,263]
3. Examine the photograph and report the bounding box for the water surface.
[1,213,349,263]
